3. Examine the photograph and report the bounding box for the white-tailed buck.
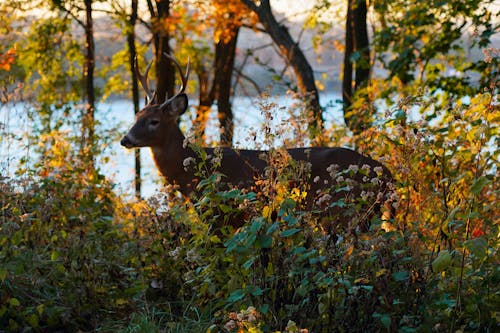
[121,54,395,231]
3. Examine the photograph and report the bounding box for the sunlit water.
[0,94,343,198]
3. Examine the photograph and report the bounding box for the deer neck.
[150,127,197,194]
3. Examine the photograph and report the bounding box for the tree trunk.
[354,0,370,90]
[127,0,141,199]
[83,0,95,170]
[342,0,371,135]
[195,68,214,143]
[215,26,239,146]
[151,0,175,103]
[241,0,323,143]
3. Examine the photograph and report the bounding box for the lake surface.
[0,93,343,198]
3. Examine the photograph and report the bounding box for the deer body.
[121,54,394,229]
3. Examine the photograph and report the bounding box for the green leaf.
[380,314,391,330]
[37,304,45,316]
[27,314,39,328]
[373,312,391,330]
[250,286,264,296]
[209,235,221,244]
[432,250,452,272]
[219,204,232,213]
[249,219,264,233]
[292,247,307,255]
[50,250,60,261]
[280,228,301,237]
[280,198,296,211]
[392,271,409,281]
[464,237,487,259]
[227,289,245,303]
[471,176,490,195]
[243,257,256,270]
[266,222,279,235]
[329,198,346,207]
[9,298,20,307]
[256,235,273,248]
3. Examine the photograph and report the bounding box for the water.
[0,94,343,198]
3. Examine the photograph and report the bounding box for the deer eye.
[150,119,160,126]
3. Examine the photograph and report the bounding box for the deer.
[121,53,395,233]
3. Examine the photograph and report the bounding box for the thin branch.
[146,0,157,18]
[233,67,263,95]
[241,22,266,33]
[138,18,152,30]
[56,4,85,27]
[240,42,274,54]
[277,9,312,25]
[296,25,305,45]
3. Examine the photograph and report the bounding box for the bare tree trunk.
[127,0,141,199]
[148,0,175,103]
[194,26,239,146]
[354,0,370,90]
[195,69,214,142]
[83,0,95,170]
[241,0,323,143]
[215,27,239,146]
[342,0,371,135]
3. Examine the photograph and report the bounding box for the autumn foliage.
[0,49,15,71]
[0,0,498,332]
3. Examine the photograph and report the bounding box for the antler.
[135,56,155,104]
[161,53,190,108]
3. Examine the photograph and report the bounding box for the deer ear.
[163,93,188,117]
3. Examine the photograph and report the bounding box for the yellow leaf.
[262,205,271,219]
[376,268,388,277]
[344,245,354,258]
[354,277,370,284]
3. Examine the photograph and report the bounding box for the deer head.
[120,54,190,149]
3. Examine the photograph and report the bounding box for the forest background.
[0,0,498,332]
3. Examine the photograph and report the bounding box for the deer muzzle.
[120,135,135,149]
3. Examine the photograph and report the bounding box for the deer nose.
[120,136,133,148]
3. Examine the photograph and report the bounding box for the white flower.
[316,193,332,206]
[186,248,200,263]
[182,134,194,148]
[374,166,383,176]
[348,164,359,173]
[377,191,384,201]
[361,191,374,200]
[224,320,236,331]
[168,247,181,259]
[313,176,320,183]
[326,164,339,173]
[183,157,195,167]
[212,156,221,165]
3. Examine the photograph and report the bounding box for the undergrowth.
[0,86,498,332]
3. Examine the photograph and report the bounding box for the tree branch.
[56,4,85,27]
[240,0,259,12]
[233,67,262,95]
